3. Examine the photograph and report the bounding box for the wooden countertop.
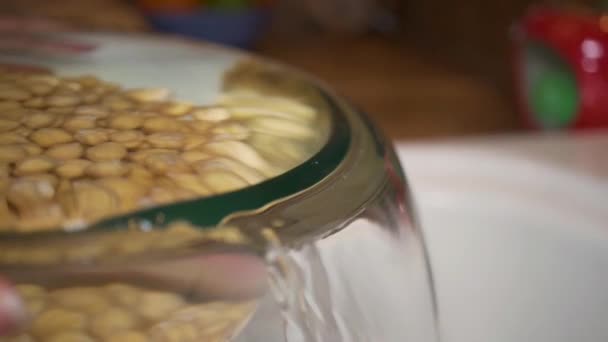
[256,34,522,140]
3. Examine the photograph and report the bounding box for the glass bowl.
[0,34,437,341]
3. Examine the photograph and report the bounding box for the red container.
[513,5,608,130]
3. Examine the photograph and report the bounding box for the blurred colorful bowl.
[135,0,275,48]
[146,10,272,48]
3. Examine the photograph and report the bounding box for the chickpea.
[109,114,143,130]
[146,132,186,149]
[143,116,183,132]
[0,88,30,101]
[30,308,86,337]
[90,308,137,338]
[85,142,127,161]
[107,331,147,342]
[13,156,56,175]
[47,94,81,107]
[45,332,94,342]
[126,87,170,102]
[55,159,92,179]
[22,112,55,129]
[0,145,26,162]
[46,143,84,160]
[75,128,110,145]
[110,130,144,149]
[0,118,20,131]
[139,291,185,321]
[63,115,97,132]
[30,128,73,147]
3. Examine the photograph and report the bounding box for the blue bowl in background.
[145,9,272,49]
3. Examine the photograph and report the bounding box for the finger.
[121,252,269,300]
[7,251,269,302]
[194,252,269,298]
[0,278,26,336]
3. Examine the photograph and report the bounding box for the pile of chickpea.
[0,68,322,341]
